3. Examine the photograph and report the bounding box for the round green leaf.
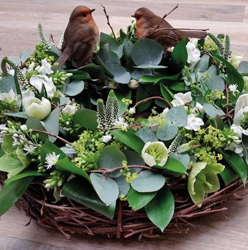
[98,145,127,178]
[205,76,225,92]
[135,128,158,143]
[131,39,163,67]
[73,109,98,131]
[238,61,248,74]
[90,173,119,206]
[203,103,225,118]
[156,123,178,141]
[131,170,165,193]
[166,106,188,127]
[145,186,175,232]
[64,80,84,96]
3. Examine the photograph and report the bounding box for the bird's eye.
[82,13,87,17]
[136,17,140,20]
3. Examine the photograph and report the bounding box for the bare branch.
[101,5,116,40]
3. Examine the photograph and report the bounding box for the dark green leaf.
[110,130,145,154]
[0,154,25,177]
[158,158,187,174]
[145,186,175,232]
[128,187,156,211]
[223,152,247,185]
[220,164,239,186]
[0,176,33,216]
[73,109,98,131]
[61,178,116,219]
[114,89,132,116]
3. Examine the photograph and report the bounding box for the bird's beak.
[131,15,135,18]
[90,9,95,13]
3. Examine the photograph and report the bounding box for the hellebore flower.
[141,141,168,167]
[188,162,224,206]
[24,97,51,120]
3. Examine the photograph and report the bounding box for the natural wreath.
[0,8,248,240]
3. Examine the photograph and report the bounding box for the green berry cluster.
[43,170,64,191]
[120,161,138,183]
[51,70,72,89]
[72,130,105,171]
[0,99,18,123]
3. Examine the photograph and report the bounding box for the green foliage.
[38,24,54,50]
[208,33,225,56]
[73,109,98,131]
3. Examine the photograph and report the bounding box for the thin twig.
[133,96,172,109]
[101,5,116,40]
[141,4,179,39]
[32,129,71,145]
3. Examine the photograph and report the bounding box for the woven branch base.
[1,173,248,240]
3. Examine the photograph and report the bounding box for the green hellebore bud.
[25,97,51,120]
[141,141,168,167]
[229,53,243,69]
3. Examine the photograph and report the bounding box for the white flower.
[186,39,201,64]
[184,114,204,131]
[23,144,37,155]
[115,117,129,128]
[162,108,169,118]
[230,124,248,137]
[20,124,28,131]
[225,142,243,157]
[195,102,204,114]
[12,133,26,146]
[229,84,239,95]
[142,141,168,167]
[129,107,136,115]
[102,134,112,143]
[229,53,243,69]
[30,75,56,98]
[24,97,51,120]
[38,59,53,75]
[171,92,192,106]
[0,124,7,133]
[0,89,18,101]
[62,103,78,115]
[45,152,60,169]
[234,94,248,124]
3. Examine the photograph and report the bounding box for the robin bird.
[132,7,207,52]
[57,6,99,68]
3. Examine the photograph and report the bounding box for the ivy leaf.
[90,173,119,206]
[128,187,156,211]
[131,170,165,193]
[145,186,175,232]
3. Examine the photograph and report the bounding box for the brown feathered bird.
[57,6,99,68]
[133,7,207,51]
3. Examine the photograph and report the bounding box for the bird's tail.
[181,30,207,39]
[57,53,70,68]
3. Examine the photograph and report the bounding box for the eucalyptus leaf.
[26,117,48,142]
[205,76,225,92]
[100,33,123,58]
[5,112,29,119]
[203,103,225,118]
[166,106,188,127]
[0,76,16,93]
[44,108,60,142]
[114,175,130,196]
[131,170,165,193]
[238,61,248,74]
[114,89,132,116]
[64,80,84,96]
[135,128,158,143]
[156,122,178,141]
[90,173,119,206]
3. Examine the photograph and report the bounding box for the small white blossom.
[102,134,112,143]
[195,102,204,114]
[115,117,129,128]
[186,39,201,64]
[23,144,37,155]
[12,133,26,146]
[184,114,204,131]
[129,107,136,115]
[0,89,18,101]
[45,152,60,169]
[230,124,248,137]
[171,92,192,106]
[62,103,78,115]
[38,59,53,75]
[225,142,243,157]
[234,94,248,124]
[229,84,239,95]
[20,124,28,131]
[0,124,8,133]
